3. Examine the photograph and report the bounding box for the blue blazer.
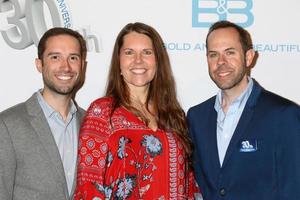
[187,80,300,200]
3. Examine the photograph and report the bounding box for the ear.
[245,49,255,68]
[35,58,43,73]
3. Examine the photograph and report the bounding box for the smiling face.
[207,27,255,94]
[119,31,157,93]
[35,34,84,97]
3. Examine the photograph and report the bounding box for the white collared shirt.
[214,77,253,166]
[37,91,78,195]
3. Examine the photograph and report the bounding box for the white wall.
[0,0,299,112]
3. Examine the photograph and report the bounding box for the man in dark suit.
[0,27,87,200]
[187,20,300,200]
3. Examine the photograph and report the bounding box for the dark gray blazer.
[0,93,85,200]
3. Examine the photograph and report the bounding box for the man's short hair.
[206,20,253,53]
[37,27,87,60]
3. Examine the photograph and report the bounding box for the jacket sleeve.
[0,117,16,200]
[277,104,300,200]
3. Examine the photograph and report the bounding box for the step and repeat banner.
[0,0,299,112]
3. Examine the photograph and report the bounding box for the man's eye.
[226,51,235,55]
[208,53,217,58]
[50,55,59,60]
[70,56,80,61]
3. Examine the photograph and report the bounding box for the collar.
[214,77,254,113]
[36,90,77,118]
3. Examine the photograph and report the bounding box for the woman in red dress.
[74,22,201,200]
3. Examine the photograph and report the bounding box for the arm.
[0,117,16,200]
[187,109,207,199]
[74,101,111,200]
[187,169,203,200]
[277,104,300,199]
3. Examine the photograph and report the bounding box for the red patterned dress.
[74,98,200,200]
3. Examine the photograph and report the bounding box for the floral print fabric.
[74,98,200,200]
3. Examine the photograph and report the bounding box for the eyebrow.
[46,52,60,56]
[224,47,236,51]
[121,47,154,51]
[46,52,81,57]
[120,48,132,50]
[69,53,81,57]
[208,47,236,53]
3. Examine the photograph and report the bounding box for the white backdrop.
[0,0,299,112]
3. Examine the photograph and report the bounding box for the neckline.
[120,105,159,132]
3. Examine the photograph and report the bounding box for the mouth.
[217,71,231,77]
[56,74,74,81]
[130,68,147,74]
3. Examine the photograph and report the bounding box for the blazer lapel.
[26,93,69,198]
[206,100,222,174]
[76,107,85,134]
[221,81,262,168]
[70,107,86,196]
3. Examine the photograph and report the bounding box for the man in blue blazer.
[187,20,300,200]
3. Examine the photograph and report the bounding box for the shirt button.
[220,188,226,196]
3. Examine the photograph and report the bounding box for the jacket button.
[220,188,226,196]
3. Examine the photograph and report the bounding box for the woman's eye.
[124,50,134,55]
[143,50,153,55]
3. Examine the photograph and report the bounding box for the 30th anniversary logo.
[0,0,100,52]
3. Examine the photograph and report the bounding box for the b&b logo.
[192,0,254,28]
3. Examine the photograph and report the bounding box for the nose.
[217,54,226,66]
[60,57,72,71]
[134,53,143,64]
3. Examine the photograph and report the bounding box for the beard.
[210,65,247,90]
[210,57,248,90]
[42,75,80,96]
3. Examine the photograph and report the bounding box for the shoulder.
[258,89,299,112]
[80,97,115,137]
[0,102,29,139]
[89,97,113,108]
[86,97,113,114]
[0,94,43,135]
[187,96,216,117]
[251,88,300,128]
[82,97,114,122]
[0,102,27,122]
[77,106,86,115]
[251,80,298,110]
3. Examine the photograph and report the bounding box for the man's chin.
[56,89,74,95]
[51,86,76,96]
[214,80,234,90]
